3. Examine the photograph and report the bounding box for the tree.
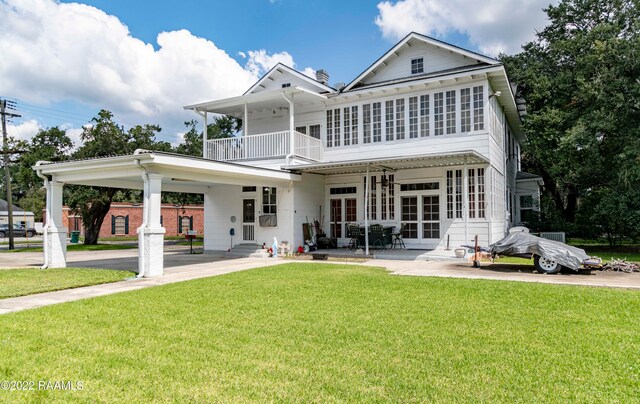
[14,127,73,221]
[501,0,640,240]
[175,116,242,157]
[67,110,172,245]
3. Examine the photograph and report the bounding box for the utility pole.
[1,99,21,250]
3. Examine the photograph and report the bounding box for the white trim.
[244,63,335,95]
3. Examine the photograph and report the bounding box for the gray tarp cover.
[491,232,589,270]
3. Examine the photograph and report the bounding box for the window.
[409,96,418,138]
[385,100,394,141]
[420,94,429,137]
[345,199,357,222]
[411,57,424,74]
[446,170,463,219]
[343,107,351,146]
[180,216,193,233]
[363,104,371,143]
[469,169,476,219]
[112,215,128,235]
[519,195,535,223]
[242,186,256,192]
[380,174,395,220]
[262,187,277,214]
[330,199,342,238]
[330,187,357,195]
[281,83,291,88]
[400,182,439,191]
[460,88,471,133]
[422,195,440,239]
[434,92,444,136]
[334,108,341,147]
[351,106,358,145]
[326,110,333,147]
[396,98,405,140]
[364,175,377,220]
[295,126,306,134]
[478,168,485,218]
[388,174,395,220]
[309,124,321,139]
[473,85,484,130]
[372,102,382,142]
[446,90,456,134]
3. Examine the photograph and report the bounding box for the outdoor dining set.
[345,223,406,251]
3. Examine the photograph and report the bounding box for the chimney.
[316,69,329,85]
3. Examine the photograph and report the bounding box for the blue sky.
[0,0,553,145]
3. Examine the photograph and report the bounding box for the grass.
[2,244,138,253]
[0,268,134,299]
[1,263,639,402]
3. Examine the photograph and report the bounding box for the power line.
[1,98,22,250]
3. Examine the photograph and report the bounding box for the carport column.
[44,180,67,268]
[138,173,165,277]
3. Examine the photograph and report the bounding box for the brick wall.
[51,204,204,237]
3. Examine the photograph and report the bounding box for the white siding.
[293,173,325,247]
[363,41,482,85]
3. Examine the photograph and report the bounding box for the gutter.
[35,161,52,269]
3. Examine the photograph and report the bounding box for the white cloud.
[0,0,310,142]
[7,120,41,142]
[374,0,554,56]
[301,67,316,79]
[245,49,295,76]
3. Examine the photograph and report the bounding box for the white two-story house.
[185,32,534,251]
[35,32,539,276]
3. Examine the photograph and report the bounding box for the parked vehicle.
[491,231,601,274]
[0,224,37,238]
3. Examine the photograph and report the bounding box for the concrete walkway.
[2,249,639,315]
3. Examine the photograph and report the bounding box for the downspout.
[35,162,51,269]
[281,92,294,166]
[134,158,149,278]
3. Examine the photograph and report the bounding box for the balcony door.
[330,197,357,242]
[401,194,440,247]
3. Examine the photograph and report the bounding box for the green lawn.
[0,268,134,299]
[1,263,639,401]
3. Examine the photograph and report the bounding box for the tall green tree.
[175,116,242,157]
[66,110,172,244]
[14,127,73,221]
[501,0,640,242]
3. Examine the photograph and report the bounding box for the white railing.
[206,130,323,162]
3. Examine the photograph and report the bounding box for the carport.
[34,150,300,277]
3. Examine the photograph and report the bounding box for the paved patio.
[1,247,639,315]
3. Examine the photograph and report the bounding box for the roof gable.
[344,32,498,91]
[244,63,335,95]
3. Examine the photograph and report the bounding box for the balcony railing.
[205,130,323,162]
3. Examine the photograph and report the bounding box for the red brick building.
[58,203,204,237]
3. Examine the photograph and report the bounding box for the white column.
[203,111,208,159]
[463,159,469,246]
[289,94,295,156]
[44,180,67,268]
[243,102,248,136]
[137,173,165,277]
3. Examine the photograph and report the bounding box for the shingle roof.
[0,199,24,212]
[516,171,543,180]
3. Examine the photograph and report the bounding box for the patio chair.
[347,224,361,250]
[391,223,406,249]
[370,224,386,250]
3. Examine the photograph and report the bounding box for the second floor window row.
[326,85,485,148]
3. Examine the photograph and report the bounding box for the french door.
[401,194,440,244]
[330,198,357,240]
[242,199,255,241]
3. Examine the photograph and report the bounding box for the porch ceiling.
[287,151,489,175]
[34,151,301,193]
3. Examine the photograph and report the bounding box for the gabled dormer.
[244,63,336,95]
[344,32,499,92]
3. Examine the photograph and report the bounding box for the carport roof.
[34,151,301,193]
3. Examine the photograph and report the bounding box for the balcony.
[205,130,323,162]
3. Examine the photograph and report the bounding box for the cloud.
[7,120,42,142]
[374,0,554,56]
[0,0,310,141]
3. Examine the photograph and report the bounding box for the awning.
[287,151,489,175]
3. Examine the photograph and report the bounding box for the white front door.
[401,194,441,248]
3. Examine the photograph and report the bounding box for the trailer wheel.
[533,254,561,274]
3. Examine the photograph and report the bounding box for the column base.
[45,227,68,268]
[138,226,165,277]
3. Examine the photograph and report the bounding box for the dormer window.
[411,58,424,74]
[282,83,291,88]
